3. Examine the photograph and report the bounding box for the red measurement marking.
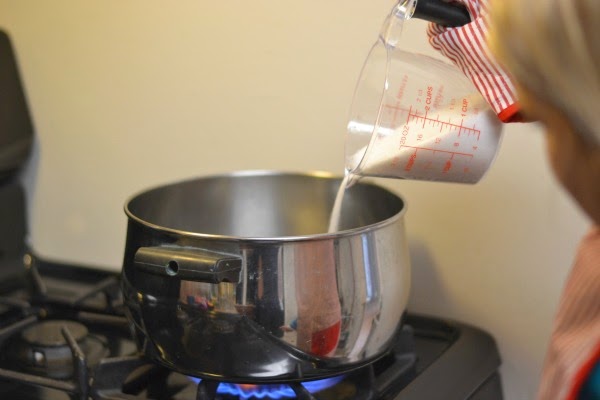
[400,145,474,158]
[382,103,409,128]
[443,160,452,173]
[405,109,481,140]
[404,149,417,171]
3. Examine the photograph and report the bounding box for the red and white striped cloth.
[537,226,600,400]
[426,0,521,122]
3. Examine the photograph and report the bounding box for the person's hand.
[427,0,522,122]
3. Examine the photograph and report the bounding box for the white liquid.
[327,174,354,233]
[346,100,502,184]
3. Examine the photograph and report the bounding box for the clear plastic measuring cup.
[345,3,503,186]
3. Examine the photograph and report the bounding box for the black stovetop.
[0,256,503,400]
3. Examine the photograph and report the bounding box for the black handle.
[413,0,471,27]
[134,246,242,284]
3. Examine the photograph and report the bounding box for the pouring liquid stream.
[327,174,354,233]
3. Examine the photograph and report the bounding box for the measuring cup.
[345,2,503,185]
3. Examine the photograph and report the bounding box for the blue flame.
[188,375,344,399]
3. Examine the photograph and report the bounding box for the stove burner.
[191,375,345,399]
[22,320,88,347]
[5,319,109,379]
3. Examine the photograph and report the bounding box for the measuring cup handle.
[413,0,471,27]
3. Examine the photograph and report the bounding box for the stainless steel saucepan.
[121,171,410,382]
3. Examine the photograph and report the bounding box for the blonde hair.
[488,0,600,146]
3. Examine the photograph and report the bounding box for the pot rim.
[123,169,407,242]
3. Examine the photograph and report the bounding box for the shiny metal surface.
[121,171,410,381]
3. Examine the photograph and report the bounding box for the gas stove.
[0,29,502,400]
[0,181,503,400]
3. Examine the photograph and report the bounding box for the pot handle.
[134,246,242,284]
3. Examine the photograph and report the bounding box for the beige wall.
[0,1,592,398]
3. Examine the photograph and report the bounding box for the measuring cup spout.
[379,4,409,49]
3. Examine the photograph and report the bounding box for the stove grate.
[0,322,89,400]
